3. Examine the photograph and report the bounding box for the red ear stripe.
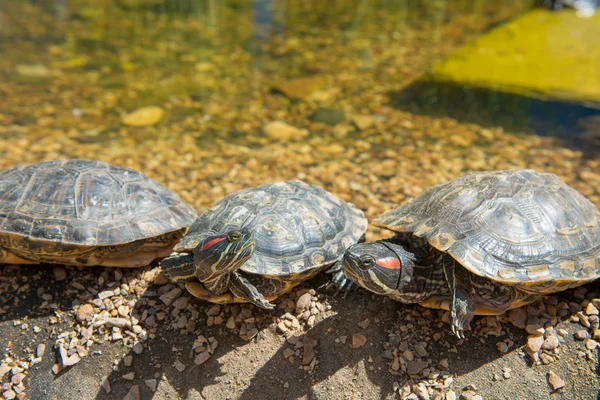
[200,236,227,251]
[377,257,401,270]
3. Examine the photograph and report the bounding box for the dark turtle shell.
[374,170,600,288]
[174,180,368,277]
[0,159,198,248]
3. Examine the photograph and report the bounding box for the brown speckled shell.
[375,170,600,287]
[0,159,198,249]
[175,180,368,277]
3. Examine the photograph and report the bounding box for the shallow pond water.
[3,0,598,221]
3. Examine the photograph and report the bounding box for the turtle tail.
[160,253,196,282]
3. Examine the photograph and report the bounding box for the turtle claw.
[451,323,466,340]
[450,307,471,339]
[185,280,277,308]
[249,297,276,310]
[326,271,357,297]
[228,271,277,310]
[326,263,357,297]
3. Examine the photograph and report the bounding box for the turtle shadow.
[235,278,597,400]
[0,264,83,323]
[89,307,238,400]
[234,287,532,400]
[1,264,593,400]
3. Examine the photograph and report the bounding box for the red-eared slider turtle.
[161,180,367,308]
[0,159,198,267]
[342,170,600,338]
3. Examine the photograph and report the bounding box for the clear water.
[1,0,599,214]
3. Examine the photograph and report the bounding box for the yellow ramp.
[430,9,600,106]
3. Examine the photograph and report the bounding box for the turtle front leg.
[228,271,276,309]
[441,256,476,339]
[326,261,356,295]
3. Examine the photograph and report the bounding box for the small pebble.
[542,335,559,350]
[122,372,135,381]
[352,334,367,349]
[53,266,67,281]
[36,344,46,357]
[122,384,140,400]
[547,371,565,391]
[101,376,111,393]
[574,330,590,341]
[145,379,157,392]
[174,361,186,372]
[296,293,312,312]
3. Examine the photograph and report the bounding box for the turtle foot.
[185,281,277,306]
[326,269,356,297]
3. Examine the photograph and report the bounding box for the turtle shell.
[175,180,368,277]
[0,159,198,248]
[374,170,600,287]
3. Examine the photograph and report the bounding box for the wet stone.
[122,106,164,127]
[263,121,308,142]
[312,108,346,125]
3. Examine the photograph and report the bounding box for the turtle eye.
[228,231,242,242]
[359,255,375,269]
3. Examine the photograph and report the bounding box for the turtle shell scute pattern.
[0,159,198,249]
[374,170,600,285]
[176,180,368,277]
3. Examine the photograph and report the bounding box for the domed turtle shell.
[174,180,368,277]
[0,159,198,249]
[374,170,600,288]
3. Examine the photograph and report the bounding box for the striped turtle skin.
[342,170,600,338]
[0,159,198,267]
[161,180,368,308]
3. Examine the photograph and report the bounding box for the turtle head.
[192,229,255,281]
[342,242,415,296]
